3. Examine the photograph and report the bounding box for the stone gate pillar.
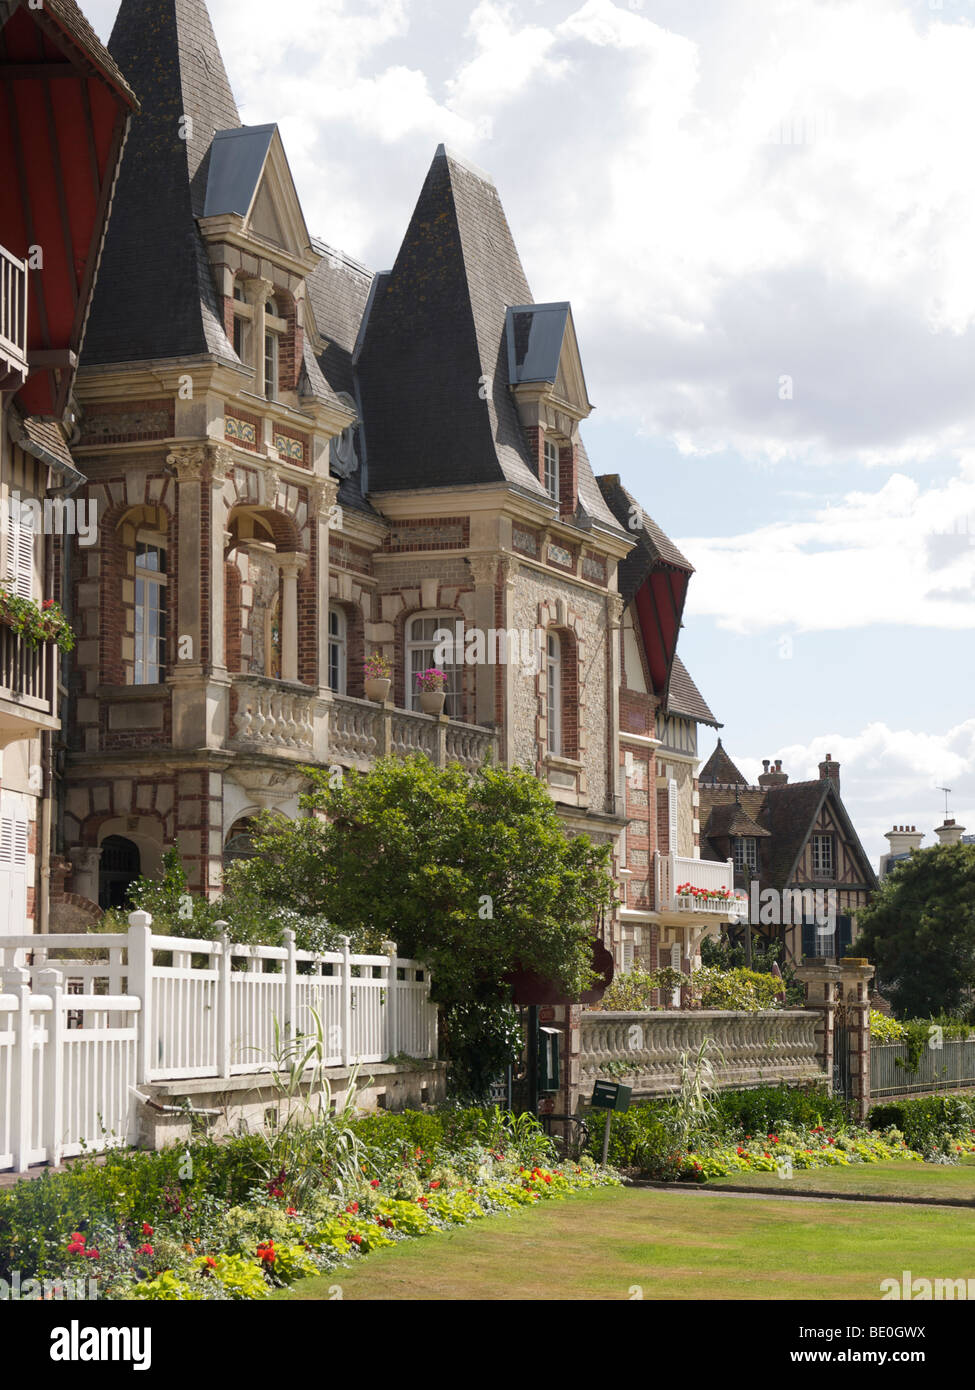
[839,958,874,1120]
[793,960,840,1091]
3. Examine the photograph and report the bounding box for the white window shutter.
[621,941,634,974]
[670,942,682,1006]
[7,514,34,600]
[668,778,678,855]
[0,816,28,934]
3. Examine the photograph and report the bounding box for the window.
[327,606,347,695]
[0,814,29,932]
[669,942,682,1007]
[546,632,562,754]
[621,941,634,974]
[733,836,758,872]
[233,315,246,362]
[233,282,246,303]
[406,614,461,718]
[811,834,834,878]
[134,537,167,684]
[543,436,559,503]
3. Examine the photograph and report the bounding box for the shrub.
[866,1095,975,1151]
[711,1083,850,1137]
[691,966,782,1012]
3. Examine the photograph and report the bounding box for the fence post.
[425,964,437,1059]
[340,935,352,1067]
[127,911,153,1085]
[794,960,840,1094]
[839,958,875,1120]
[213,924,230,1079]
[34,967,64,1168]
[4,966,33,1173]
[383,941,398,1059]
[283,928,297,1048]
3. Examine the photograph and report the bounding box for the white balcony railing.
[0,244,28,391]
[655,851,744,916]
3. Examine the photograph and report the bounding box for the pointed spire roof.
[700,739,749,786]
[82,0,241,366]
[355,144,621,530]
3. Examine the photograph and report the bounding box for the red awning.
[0,0,136,418]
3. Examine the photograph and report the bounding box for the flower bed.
[0,1109,618,1301]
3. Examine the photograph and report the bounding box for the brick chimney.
[818,753,840,796]
[884,825,924,857]
[758,757,788,788]
[934,818,966,846]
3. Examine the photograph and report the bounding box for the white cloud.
[677,462,975,633]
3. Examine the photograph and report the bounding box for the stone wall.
[575,1010,825,1107]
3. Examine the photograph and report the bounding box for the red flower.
[428,1181,441,1190]
[137,1244,153,1257]
[543,1175,552,1184]
[256,1241,276,1266]
[205,1256,217,1269]
[141,1223,153,1237]
[346,1202,359,1214]
[370,1179,380,1188]
[67,1239,85,1256]
[84,1249,99,1260]
[346,1233,362,1246]
[286,1207,298,1216]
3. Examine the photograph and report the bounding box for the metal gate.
[833,1025,852,1099]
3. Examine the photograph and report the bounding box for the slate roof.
[595,474,693,604]
[34,0,138,105]
[704,801,771,840]
[82,0,241,366]
[204,125,276,217]
[666,655,720,727]
[699,738,749,786]
[355,145,623,535]
[307,238,374,400]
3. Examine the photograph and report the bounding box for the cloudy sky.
[87,0,975,865]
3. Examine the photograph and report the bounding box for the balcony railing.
[0,244,28,392]
[229,675,326,758]
[0,623,55,715]
[328,693,498,773]
[655,851,744,917]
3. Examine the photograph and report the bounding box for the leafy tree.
[855,843,975,1019]
[225,755,617,1093]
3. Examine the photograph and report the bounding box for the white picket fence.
[0,912,438,1172]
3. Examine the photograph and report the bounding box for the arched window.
[224,818,258,867]
[134,533,167,685]
[546,631,562,754]
[328,606,347,694]
[264,296,283,400]
[98,836,141,910]
[406,613,461,718]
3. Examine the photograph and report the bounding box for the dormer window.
[543,436,559,503]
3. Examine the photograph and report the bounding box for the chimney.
[934,818,966,847]
[819,753,840,796]
[884,825,924,857]
[758,757,788,788]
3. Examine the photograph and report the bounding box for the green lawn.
[276,1182,975,1301]
[709,1158,975,1202]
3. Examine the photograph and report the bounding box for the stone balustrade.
[230,676,322,756]
[328,693,498,772]
[579,1010,825,1097]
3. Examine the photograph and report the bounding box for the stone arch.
[95,500,175,686]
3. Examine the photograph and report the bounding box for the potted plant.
[363,652,391,702]
[0,588,75,653]
[415,666,447,715]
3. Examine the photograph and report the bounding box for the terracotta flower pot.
[364,677,391,702]
[419,689,446,715]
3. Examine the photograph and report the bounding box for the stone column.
[310,478,339,696]
[276,552,308,683]
[245,277,274,398]
[208,445,233,679]
[607,591,624,818]
[793,960,840,1092]
[167,445,207,679]
[839,958,875,1120]
[466,554,501,730]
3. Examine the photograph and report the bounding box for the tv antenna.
[937,786,952,819]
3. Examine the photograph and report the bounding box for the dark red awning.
[0,0,136,418]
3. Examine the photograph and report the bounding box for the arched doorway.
[98,836,141,910]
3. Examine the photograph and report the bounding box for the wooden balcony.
[0,624,59,746]
[0,245,29,394]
